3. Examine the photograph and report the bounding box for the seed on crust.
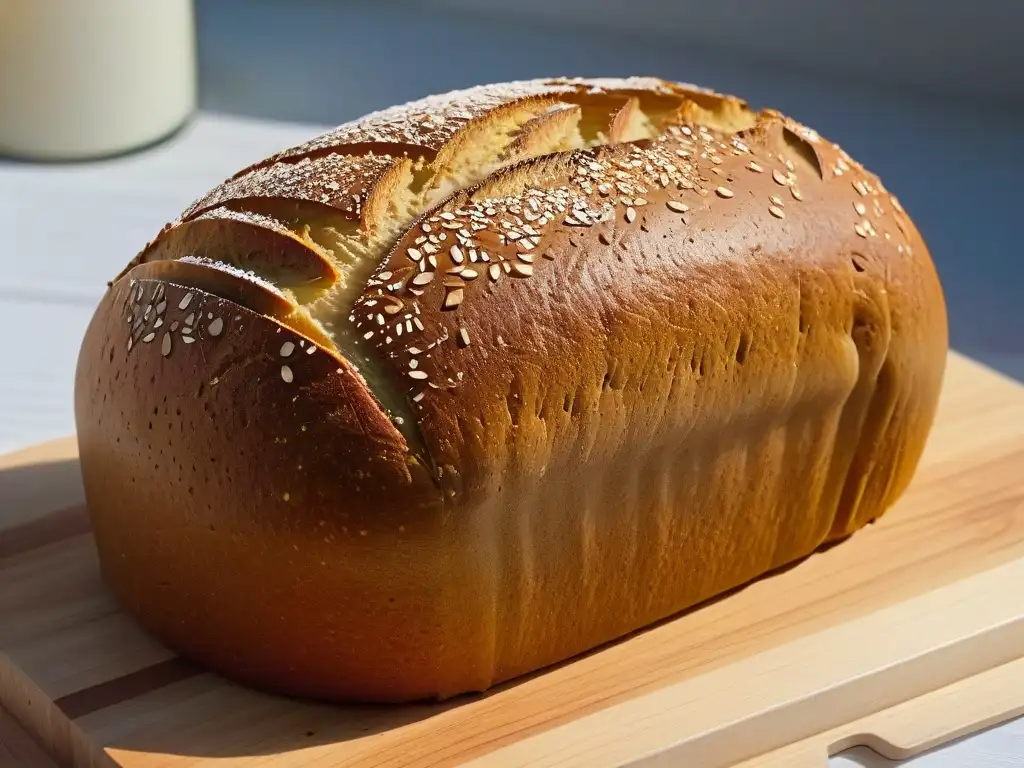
[442,287,464,310]
[511,263,534,278]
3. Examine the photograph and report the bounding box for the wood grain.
[1,351,1023,767]
[0,705,59,768]
[733,656,1024,767]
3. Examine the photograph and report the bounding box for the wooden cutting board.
[3,350,1024,768]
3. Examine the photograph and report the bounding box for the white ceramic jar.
[0,0,197,160]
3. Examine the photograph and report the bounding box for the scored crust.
[75,76,948,702]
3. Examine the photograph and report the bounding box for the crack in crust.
[114,78,758,435]
[111,76,925,474]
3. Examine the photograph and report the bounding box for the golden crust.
[134,206,339,301]
[75,76,948,703]
[349,110,946,682]
[502,104,582,158]
[182,152,408,230]
[188,79,723,172]
[123,259,337,349]
[263,78,688,164]
[74,275,462,701]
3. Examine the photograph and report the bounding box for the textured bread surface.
[75,76,948,703]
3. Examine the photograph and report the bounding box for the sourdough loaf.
[74,77,948,703]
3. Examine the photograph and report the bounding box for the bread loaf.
[74,77,948,703]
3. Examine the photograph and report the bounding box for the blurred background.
[0,2,1022,765]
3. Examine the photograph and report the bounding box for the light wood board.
[2,351,1024,768]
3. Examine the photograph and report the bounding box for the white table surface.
[1,1,1022,764]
